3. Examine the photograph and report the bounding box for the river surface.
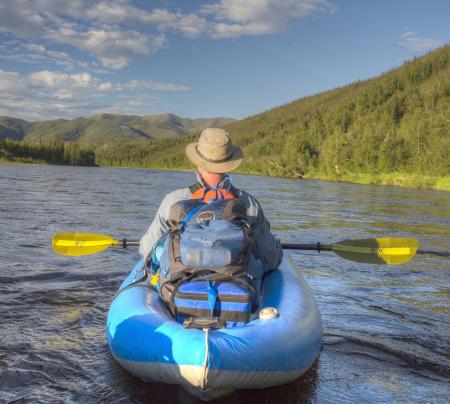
[0,165,449,403]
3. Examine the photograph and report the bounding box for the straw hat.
[185,128,243,173]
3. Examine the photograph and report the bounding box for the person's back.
[139,128,283,271]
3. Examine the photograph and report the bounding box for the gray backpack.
[156,192,262,327]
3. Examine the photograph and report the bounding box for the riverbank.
[1,159,449,191]
[0,157,49,166]
[304,172,450,191]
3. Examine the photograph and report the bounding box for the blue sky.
[0,0,448,121]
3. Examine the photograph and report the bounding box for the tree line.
[0,136,96,166]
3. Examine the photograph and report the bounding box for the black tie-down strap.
[183,316,227,330]
[111,267,151,302]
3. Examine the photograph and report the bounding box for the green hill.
[229,46,449,185]
[95,45,450,189]
[0,116,30,141]
[0,114,235,143]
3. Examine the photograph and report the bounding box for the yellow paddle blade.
[52,232,121,256]
[332,238,419,265]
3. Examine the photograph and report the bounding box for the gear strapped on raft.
[148,175,264,327]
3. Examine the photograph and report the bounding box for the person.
[139,128,283,272]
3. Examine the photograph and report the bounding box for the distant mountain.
[0,113,235,143]
[0,116,31,141]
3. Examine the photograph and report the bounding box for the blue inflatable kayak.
[106,254,323,400]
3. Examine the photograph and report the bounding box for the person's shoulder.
[162,187,192,203]
[236,188,259,203]
[157,187,192,216]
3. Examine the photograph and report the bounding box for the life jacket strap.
[190,173,239,196]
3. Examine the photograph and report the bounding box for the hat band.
[195,144,232,164]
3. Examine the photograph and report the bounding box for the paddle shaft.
[122,241,335,250]
[282,243,448,257]
[281,243,332,251]
[120,240,448,257]
[122,239,140,248]
[95,238,450,258]
[416,249,450,257]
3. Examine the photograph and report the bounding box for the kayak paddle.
[52,232,448,265]
[52,232,140,257]
[283,238,420,265]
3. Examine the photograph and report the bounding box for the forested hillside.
[0,137,95,166]
[96,45,450,189]
[0,114,235,143]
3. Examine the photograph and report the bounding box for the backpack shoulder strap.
[229,183,240,198]
[189,182,202,195]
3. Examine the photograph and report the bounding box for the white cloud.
[24,44,46,54]
[98,82,123,91]
[85,2,178,27]
[126,80,191,91]
[44,24,161,70]
[0,42,93,71]
[172,14,213,38]
[0,1,46,37]
[200,0,336,38]
[0,69,191,120]
[397,31,442,52]
[29,71,93,89]
[203,0,335,23]
[0,0,336,69]
[0,1,166,69]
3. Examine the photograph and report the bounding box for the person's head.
[185,128,243,185]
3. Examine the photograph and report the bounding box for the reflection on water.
[0,165,449,403]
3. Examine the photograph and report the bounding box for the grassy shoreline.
[305,172,450,191]
[2,159,449,191]
[0,157,50,166]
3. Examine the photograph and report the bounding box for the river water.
[0,165,449,403]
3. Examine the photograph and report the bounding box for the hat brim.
[185,142,243,173]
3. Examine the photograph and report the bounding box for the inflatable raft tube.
[106,254,323,401]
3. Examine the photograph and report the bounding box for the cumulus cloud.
[201,0,336,37]
[164,0,336,39]
[0,42,94,71]
[0,0,336,69]
[0,69,191,120]
[0,1,166,69]
[397,31,442,53]
[200,0,336,38]
[0,1,46,38]
[84,2,178,26]
[45,25,160,70]
[24,44,46,54]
